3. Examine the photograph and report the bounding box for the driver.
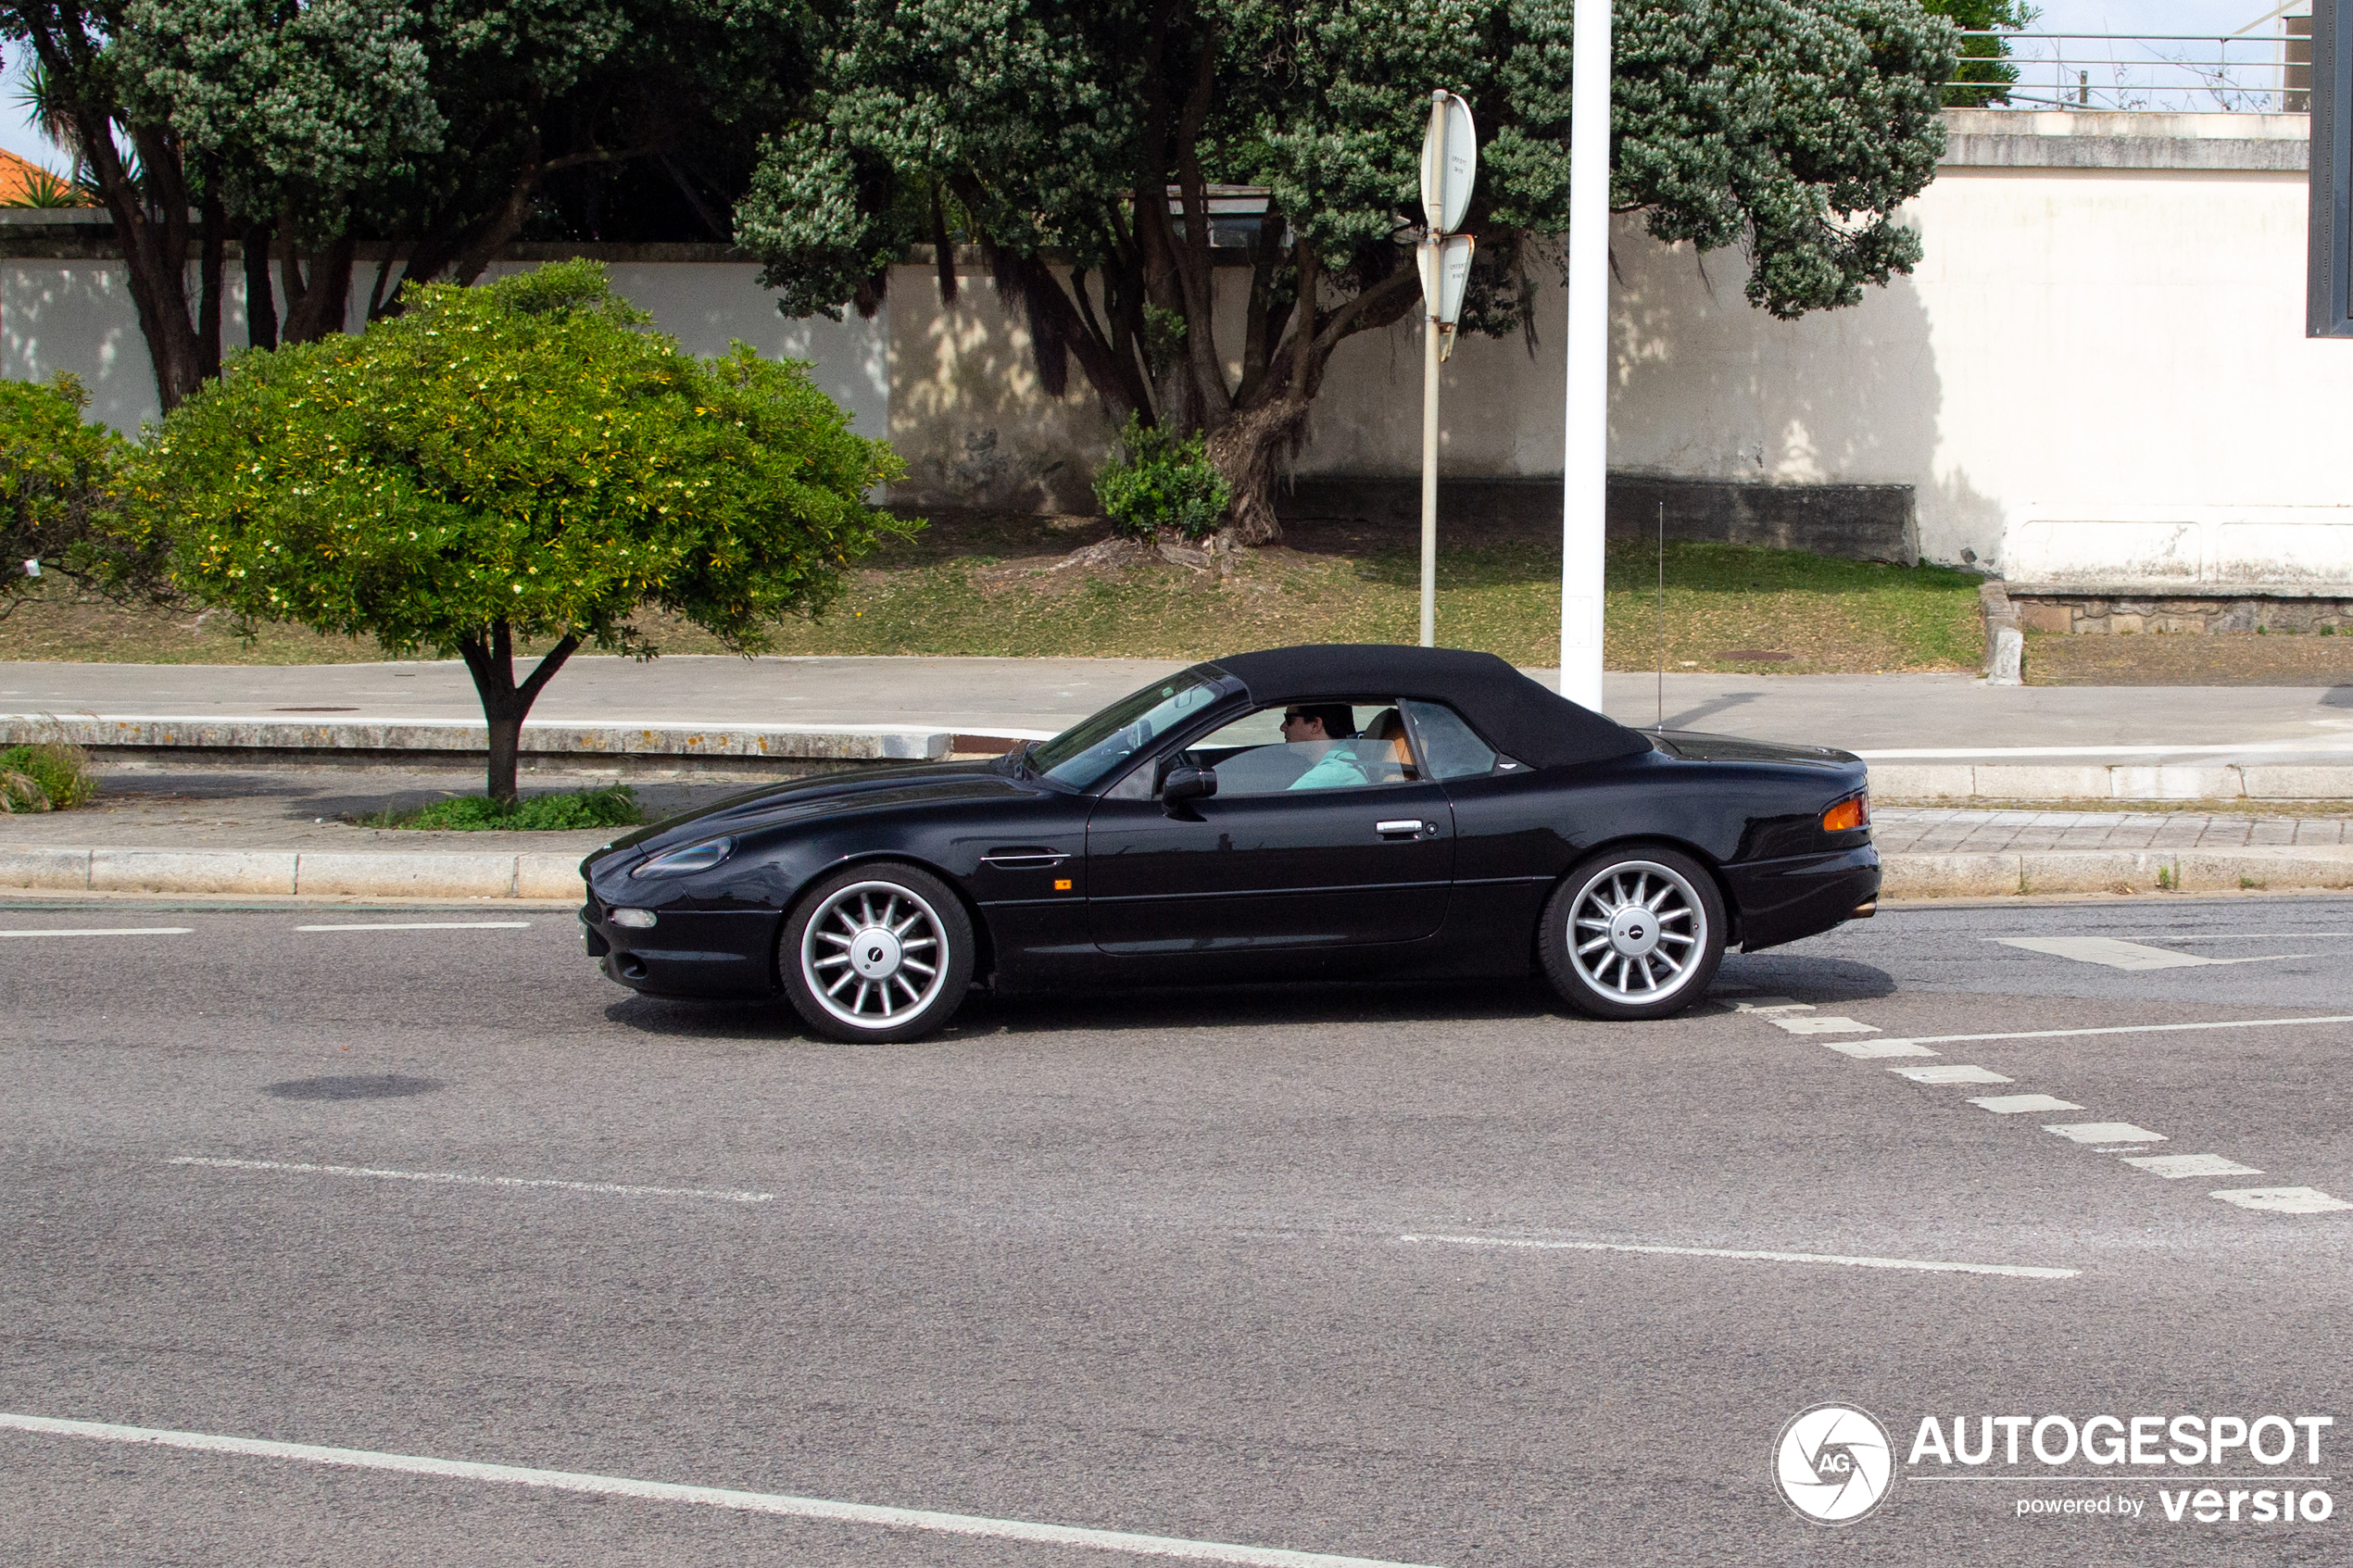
[1278,704,1366,791]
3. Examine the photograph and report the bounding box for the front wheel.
[781,862,975,1043]
[1540,846,1725,1021]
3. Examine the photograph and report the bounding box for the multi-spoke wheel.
[781,863,975,1042]
[1540,846,1725,1021]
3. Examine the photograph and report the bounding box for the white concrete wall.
[0,256,888,442]
[5,112,2347,582]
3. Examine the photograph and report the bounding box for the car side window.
[1399,699,1498,780]
[1186,699,1417,797]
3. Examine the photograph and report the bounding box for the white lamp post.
[1558,0,1611,708]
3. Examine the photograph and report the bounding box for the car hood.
[592,759,1029,866]
[1651,730,1861,768]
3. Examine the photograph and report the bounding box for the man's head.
[1279,703,1356,743]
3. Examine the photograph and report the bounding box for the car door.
[1084,701,1455,955]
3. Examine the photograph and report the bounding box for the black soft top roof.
[1202,644,1650,770]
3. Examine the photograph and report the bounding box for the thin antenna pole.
[1655,501,1666,731]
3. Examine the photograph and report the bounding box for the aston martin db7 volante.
[579,645,1879,1041]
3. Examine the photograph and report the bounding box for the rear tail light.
[1821,793,1869,834]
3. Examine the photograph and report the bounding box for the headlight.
[630,836,735,878]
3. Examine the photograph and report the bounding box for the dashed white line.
[295,922,533,932]
[1768,1015,1880,1035]
[0,1412,1428,1568]
[1821,1038,1938,1059]
[167,1157,773,1204]
[1969,1094,2084,1113]
[2045,1123,2167,1147]
[2123,1154,2264,1180]
[1995,936,2222,971]
[0,926,193,938]
[2211,1187,2353,1215]
[1399,1234,2076,1280]
[1889,1065,2012,1085]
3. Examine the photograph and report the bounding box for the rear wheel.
[1540,846,1724,1020]
[781,863,975,1043]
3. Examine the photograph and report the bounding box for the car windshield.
[1028,667,1228,792]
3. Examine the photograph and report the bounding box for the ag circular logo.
[1775,1403,1894,1525]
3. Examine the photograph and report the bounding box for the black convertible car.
[580,645,1879,1041]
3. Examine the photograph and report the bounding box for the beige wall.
[881,112,2353,581]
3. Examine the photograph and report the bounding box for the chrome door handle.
[1376,820,1428,838]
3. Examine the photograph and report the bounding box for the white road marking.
[2045,1123,2167,1146]
[1399,1234,2075,1281]
[1992,936,2307,971]
[1820,1038,1938,1059]
[2124,1154,2264,1180]
[1889,1065,2013,1085]
[1995,936,2216,971]
[1850,1015,2353,1051]
[2134,933,2353,942]
[2210,1187,2353,1215]
[1969,1094,2085,1114]
[296,922,533,932]
[167,1158,773,1204]
[1730,997,1810,1012]
[0,926,193,938]
[0,1412,1427,1568]
[1768,1016,1880,1035]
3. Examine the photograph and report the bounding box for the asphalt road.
[3,895,2350,1566]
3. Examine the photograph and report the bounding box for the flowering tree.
[137,260,910,802]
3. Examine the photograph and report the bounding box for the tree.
[737,0,1958,543]
[132,261,912,802]
[0,371,170,618]
[1,0,814,409]
[1922,0,2033,108]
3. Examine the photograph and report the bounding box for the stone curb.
[0,847,585,900]
[7,846,2353,903]
[1869,761,2353,802]
[0,714,951,764]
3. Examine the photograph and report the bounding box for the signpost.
[1558,0,1610,709]
[1417,90,1477,647]
[2315,0,2353,338]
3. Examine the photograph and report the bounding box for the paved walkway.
[12,657,2353,764]
[1873,808,2353,854]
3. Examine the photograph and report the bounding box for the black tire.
[780,861,975,1043]
[1539,844,1726,1021]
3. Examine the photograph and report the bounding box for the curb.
[0,715,952,771]
[5,846,2353,903]
[1869,761,2353,802]
[0,847,585,900]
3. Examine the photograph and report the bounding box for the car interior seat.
[1358,708,1417,782]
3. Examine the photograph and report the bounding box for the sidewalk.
[6,766,2352,902]
[11,656,2353,760]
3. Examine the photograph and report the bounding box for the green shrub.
[0,741,96,811]
[0,373,163,616]
[361,784,646,832]
[1092,415,1231,542]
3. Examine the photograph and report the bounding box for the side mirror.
[1161,764,1216,820]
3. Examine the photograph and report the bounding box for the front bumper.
[579,894,782,998]
[1723,845,1881,953]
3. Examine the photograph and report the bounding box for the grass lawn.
[0,510,1984,674]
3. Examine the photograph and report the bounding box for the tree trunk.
[244,224,279,350]
[281,237,358,344]
[1206,397,1311,546]
[456,622,584,805]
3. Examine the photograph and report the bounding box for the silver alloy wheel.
[799,879,950,1030]
[1567,859,1707,1003]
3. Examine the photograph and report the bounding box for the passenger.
[1279,704,1367,791]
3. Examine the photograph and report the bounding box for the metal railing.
[1943,28,2314,114]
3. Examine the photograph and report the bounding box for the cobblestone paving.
[1875,808,2353,855]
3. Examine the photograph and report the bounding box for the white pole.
[1420,257,1441,648]
[1558,0,1611,709]
[1420,93,1448,649]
